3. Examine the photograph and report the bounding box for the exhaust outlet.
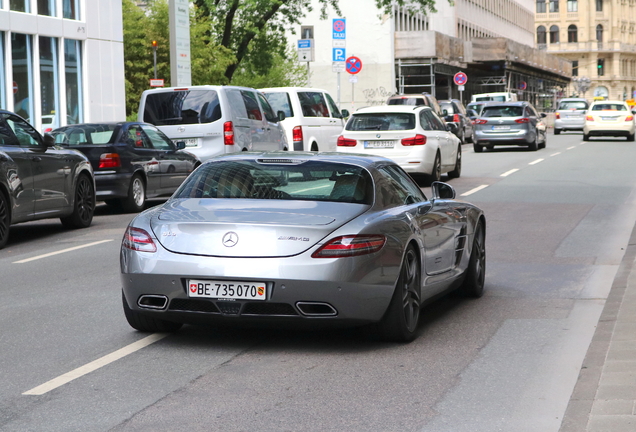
[138,295,168,310]
[296,302,337,316]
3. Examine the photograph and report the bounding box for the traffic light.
[597,58,604,76]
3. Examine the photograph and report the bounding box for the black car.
[0,110,96,249]
[439,99,474,144]
[49,122,200,212]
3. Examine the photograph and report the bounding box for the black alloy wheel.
[459,222,486,298]
[60,174,95,229]
[528,132,538,151]
[447,145,462,179]
[0,192,9,249]
[428,153,442,184]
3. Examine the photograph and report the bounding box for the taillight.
[224,121,234,145]
[292,126,303,143]
[312,235,386,258]
[586,115,594,121]
[626,116,634,121]
[44,127,52,133]
[555,113,560,119]
[401,134,427,146]
[122,227,157,253]
[474,119,488,124]
[515,118,530,124]
[453,114,460,123]
[99,153,121,168]
[337,136,357,147]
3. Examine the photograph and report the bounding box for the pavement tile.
[598,371,636,386]
[604,360,636,373]
[590,399,635,415]
[612,323,636,341]
[587,415,636,432]
[596,384,636,400]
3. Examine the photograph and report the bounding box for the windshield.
[175,160,373,204]
[558,101,588,110]
[481,106,524,117]
[143,90,222,125]
[591,104,627,111]
[50,124,118,145]
[346,113,416,131]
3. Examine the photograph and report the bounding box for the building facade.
[0,0,125,132]
[535,0,636,101]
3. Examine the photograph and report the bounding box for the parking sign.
[333,48,346,62]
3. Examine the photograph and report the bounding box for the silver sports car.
[120,152,486,342]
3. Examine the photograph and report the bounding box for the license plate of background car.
[364,140,395,149]
[183,138,199,147]
[601,117,619,121]
[492,126,510,130]
[188,279,267,300]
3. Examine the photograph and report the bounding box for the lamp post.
[152,40,158,79]
[573,76,591,99]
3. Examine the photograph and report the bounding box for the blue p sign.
[333,48,346,62]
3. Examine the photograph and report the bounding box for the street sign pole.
[337,72,341,108]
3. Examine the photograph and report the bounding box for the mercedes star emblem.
[177,126,185,133]
[222,232,239,247]
[376,134,381,138]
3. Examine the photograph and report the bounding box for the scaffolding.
[396,59,436,97]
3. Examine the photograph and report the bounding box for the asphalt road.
[1,132,635,431]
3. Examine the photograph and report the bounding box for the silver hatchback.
[473,102,547,152]
[554,98,589,134]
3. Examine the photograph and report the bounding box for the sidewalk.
[559,223,636,431]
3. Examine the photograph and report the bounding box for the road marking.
[461,185,489,196]
[551,152,561,156]
[13,240,114,264]
[529,158,544,165]
[566,146,576,150]
[23,333,168,396]
[500,169,519,177]
[580,142,586,145]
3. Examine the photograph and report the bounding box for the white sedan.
[583,100,635,141]
[336,105,461,184]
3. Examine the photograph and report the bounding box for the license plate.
[492,125,509,130]
[183,138,199,147]
[364,140,394,149]
[188,279,267,300]
[601,117,618,121]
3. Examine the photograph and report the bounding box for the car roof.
[590,100,627,105]
[202,151,394,170]
[142,85,257,94]
[353,105,432,114]
[481,101,528,107]
[559,98,587,102]
[259,87,330,93]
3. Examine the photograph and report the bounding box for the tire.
[528,133,538,151]
[60,174,95,229]
[459,128,465,144]
[447,145,462,179]
[554,129,561,135]
[426,153,441,184]
[539,133,547,149]
[122,292,183,332]
[583,133,590,141]
[166,165,176,174]
[628,133,635,142]
[466,128,475,144]
[459,222,486,298]
[376,245,421,342]
[120,174,146,213]
[485,145,494,150]
[0,191,9,250]
[473,143,483,153]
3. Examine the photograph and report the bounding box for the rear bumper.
[474,129,533,145]
[584,123,635,136]
[94,172,132,199]
[554,118,585,130]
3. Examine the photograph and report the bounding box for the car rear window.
[175,160,373,205]
[558,101,588,110]
[50,124,118,145]
[264,92,294,118]
[346,113,416,131]
[143,90,222,125]
[591,104,627,111]
[481,106,524,117]
[388,97,425,106]
[298,92,329,117]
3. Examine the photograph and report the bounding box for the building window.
[549,0,559,12]
[65,39,83,124]
[596,24,603,42]
[40,36,59,131]
[550,25,560,43]
[537,26,547,44]
[567,0,578,11]
[37,0,55,16]
[10,0,30,12]
[12,33,33,121]
[63,0,80,20]
[568,25,578,42]
[572,60,579,76]
[537,0,546,13]
[596,0,603,11]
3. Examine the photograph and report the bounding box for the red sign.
[149,79,165,87]
[346,56,362,75]
[12,81,18,94]
[453,72,467,86]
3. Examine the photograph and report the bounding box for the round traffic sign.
[346,56,362,75]
[518,81,527,90]
[454,72,467,86]
[333,19,345,32]
[12,81,18,94]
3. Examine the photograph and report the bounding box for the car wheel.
[376,245,421,342]
[447,145,461,179]
[467,128,475,144]
[0,191,9,250]
[628,133,635,142]
[528,133,538,151]
[583,133,590,141]
[459,128,465,144]
[486,145,494,150]
[473,143,483,153]
[166,165,176,174]
[554,129,561,135]
[426,153,442,184]
[121,174,146,213]
[60,174,95,229]
[539,133,547,149]
[459,222,486,298]
[122,292,183,332]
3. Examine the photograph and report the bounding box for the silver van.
[554,98,589,134]
[139,85,288,161]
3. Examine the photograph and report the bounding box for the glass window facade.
[40,36,59,130]
[63,0,80,20]
[65,39,83,124]
[10,0,29,13]
[37,0,55,16]
[12,33,33,121]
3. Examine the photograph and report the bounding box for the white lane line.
[551,152,561,156]
[566,146,576,150]
[580,142,586,145]
[529,158,544,165]
[500,169,519,177]
[13,240,114,264]
[461,185,489,196]
[23,333,168,396]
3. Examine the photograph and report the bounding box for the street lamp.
[152,40,158,79]
[572,76,591,99]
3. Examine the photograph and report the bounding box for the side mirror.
[446,123,458,133]
[431,181,456,200]
[442,109,448,116]
[540,112,547,118]
[43,133,56,147]
[277,110,286,122]
[175,141,186,150]
[341,109,350,118]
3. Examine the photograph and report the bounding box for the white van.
[139,85,288,161]
[260,87,348,151]
[471,92,518,102]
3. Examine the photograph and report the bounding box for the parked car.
[138,85,288,162]
[260,87,348,152]
[49,122,200,212]
[583,100,635,141]
[470,92,517,102]
[0,111,96,249]
[473,101,547,152]
[336,105,461,184]
[466,101,490,117]
[386,92,445,118]
[554,98,589,134]
[120,152,486,342]
[439,99,474,143]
